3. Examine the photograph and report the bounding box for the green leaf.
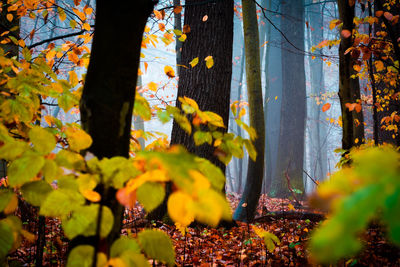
[173,29,182,36]
[172,113,191,134]
[22,47,32,61]
[0,190,14,212]
[67,245,94,267]
[29,126,56,155]
[243,139,257,161]
[138,229,175,266]
[21,181,53,207]
[62,205,113,239]
[263,232,280,252]
[55,149,85,170]
[193,131,212,146]
[8,153,45,186]
[42,159,60,183]
[58,92,78,112]
[110,236,141,258]
[157,110,171,123]
[0,220,13,260]
[0,141,29,160]
[137,182,165,212]
[40,189,85,217]
[120,252,151,267]
[134,94,151,121]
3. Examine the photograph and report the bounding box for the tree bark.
[337,0,364,150]
[170,0,234,172]
[272,0,306,198]
[72,0,155,254]
[233,0,265,222]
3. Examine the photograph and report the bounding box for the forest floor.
[9,194,400,266]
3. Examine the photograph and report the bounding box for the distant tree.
[271,0,306,198]
[234,0,265,222]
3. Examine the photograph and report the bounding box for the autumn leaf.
[322,103,331,112]
[375,60,384,72]
[190,57,199,68]
[341,29,351,38]
[6,14,13,22]
[154,10,163,20]
[183,25,191,34]
[384,12,394,21]
[376,10,384,17]
[173,5,183,14]
[164,65,175,78]
[158,23,165,31]
[148,82,158,92]
[205,56,214,69]
[202,15,208,22]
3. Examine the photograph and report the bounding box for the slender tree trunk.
[70,0,155,255]
[306,1,327,188]
[272,0,306,198]
[337,0,364,150]
[234,0,265,222]
[174,0,183,75]
[265,0,282,196]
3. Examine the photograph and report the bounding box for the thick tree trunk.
[272,0,306,198]
[337,0,364,150]
[73,0,155,254]
[170,0,234,172]
[233,0,265,222]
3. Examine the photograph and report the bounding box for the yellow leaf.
[164,65,175,78]
[29,126,57,155]
[239,108,246,118]
[148,82,158,92]
[168,191,195,227]
[82,190,101,202]
[288,203,295,211]
[205,56,214,69]
[275,96,278,100]
[375,60,384,72]
[84,7,93,15]
[183,96,199,110]
[65,126,93,152]
[4,193,18,214]
[20,229,36,243]
[179,34,187,42]
[82,23,91,31]
[189,57,199,68]
[69,70,79,87]
[18,39,25,47]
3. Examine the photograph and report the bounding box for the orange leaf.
[6,14,13,22]
[384,12,394,21]
[355,103,362,113]
[158,23,165,31]
[173,5,183,14]
[202,15,208,22]
[164,65,175,78]
[341,29,351,38]
[376,10,384,17]
[183,25,191,34]
[154,10,163,20]
[116,188,136,209]
[82,190,101,202]
[322,103,331,112]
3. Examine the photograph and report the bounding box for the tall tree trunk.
[233,0,265,222]
[306,1,327,189]
[71,0,155,255]
[174,0,183,75]
[150,0,234,220]
[337,0,364,150]
[272,0,306,198]
[265,0,283,196]
[170,0,234,172]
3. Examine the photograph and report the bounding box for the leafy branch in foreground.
[309,145,400,263]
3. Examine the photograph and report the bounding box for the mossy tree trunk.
[233,0,265,222]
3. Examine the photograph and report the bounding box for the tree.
[337,0,364,150]
[170,0,234,173]
[72,0,156,252]
[271,0,306,198]
[233,0,265,222]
